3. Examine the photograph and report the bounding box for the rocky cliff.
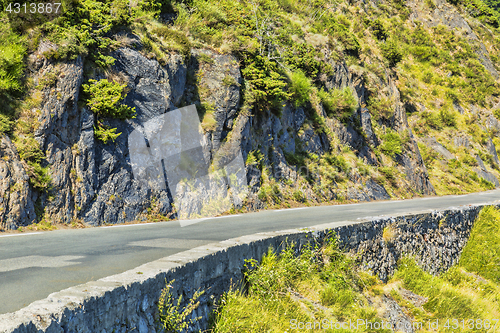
[1,0,500,229]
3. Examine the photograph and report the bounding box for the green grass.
[209,207,500,332]
[210,236,385,333]
[460,206,500,282]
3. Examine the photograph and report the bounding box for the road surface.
[1,190,500,314]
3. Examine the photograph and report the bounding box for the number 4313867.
[5,3,61,14]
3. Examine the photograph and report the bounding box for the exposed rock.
[454,135,470,149]
[390,80,435,195]
[421,137,455,160]
[30,55,84,224]
[113,47,176,124]
[365,179,391,200]
[0,136,36,230]
[484,114,500,133]
[183,50,242,153]
[382,295,415,333]
[359,107,378,147]
[486,138,500,165]
[399,287,428,307]
[452,101,465,114]
[474,155,500,187]
[347,188,371,202]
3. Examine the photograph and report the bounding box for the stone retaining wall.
[0,204,490,333]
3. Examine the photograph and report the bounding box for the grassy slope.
[208,206,500,332]
[1,0,500,215]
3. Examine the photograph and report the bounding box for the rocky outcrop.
[454,135,470,149]
[487,138,500,165]
[421,137,454,160]
[182,50,242,154]
[390,81,435,195]
[0,136,36,230]
[474,155,500,187]
[0,28,462,229]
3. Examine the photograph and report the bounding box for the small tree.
[82,79,136,119]
[381,39,403,67]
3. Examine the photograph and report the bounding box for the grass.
[210,236,385,333]
[208,207,500,332]
[459,206,500,282]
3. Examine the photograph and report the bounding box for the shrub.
[284,43,332,78]
[318,87,357,120]
[82,79,136,119]
[288,70,311,107]
[324,20,360,55]
[158,279,203,332]
[371,19,388,40]
[378,166,398,186]
[14,136,52,191]
[0,114,12,133]
[15,136,45,163]
[25,162,52,191]
[241,55,289,112]
[381,39,403,67]
[324,154,349,173]
[379,130,403,158]
[94,124,121,144]
[0,26,25,93]
[439,108,457,128]
[367,95,393,121]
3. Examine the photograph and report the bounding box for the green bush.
[241,55,289,112]
[158,279,203,333]
[284,43,332,78]
[324,154,349,173]
[288,70,311,107]
[14,136,52,191]
[439,108,457,128]
[371,19,388,40]
[15,136,45,163]
[94,124,121,144]
[324,19,360,55]
[318,87,357,120]
[379,130,403,158]
[82,79,136,119]
[0,20,26,100]
[0,114,13,134]
[381,39,403,67]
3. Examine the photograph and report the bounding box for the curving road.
[1,190,500,314]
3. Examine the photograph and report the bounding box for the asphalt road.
[1,190,500,314]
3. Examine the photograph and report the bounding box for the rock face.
[389,80,435,195]
[1,36,437,228]
[0,136,36,230]
[421,137,454,160]
[487,138,500,165]
[474,155,500,187]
